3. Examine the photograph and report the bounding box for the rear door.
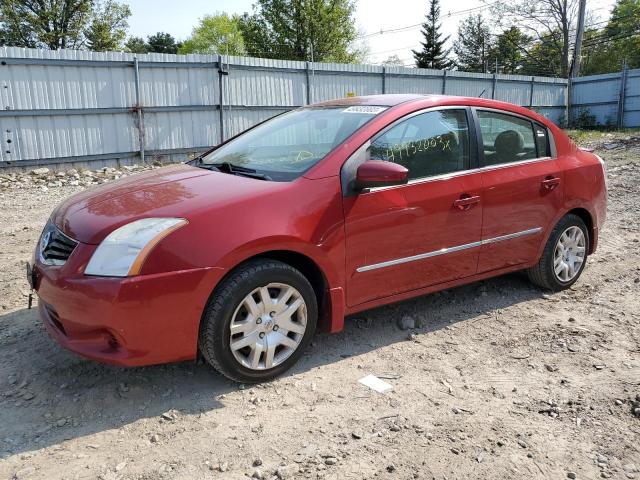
[342,107,483,307]
[475,109,564,273]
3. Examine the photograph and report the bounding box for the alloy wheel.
[553,226,586,283]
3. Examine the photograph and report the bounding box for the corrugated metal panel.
[226,67,306,106]
[144,110,219,150]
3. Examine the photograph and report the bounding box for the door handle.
[541,176,561,190]
[453,194,480,210]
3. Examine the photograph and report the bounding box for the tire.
[198,259,317,383]
[527,214,589,291]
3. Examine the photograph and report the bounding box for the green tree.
[0,0,93,49]
[146,31,179,54]
[239,0,360,63]
[84,0,130,51]
[413,0,453,69]
[124,36,148,53]
[582,0,640,74]
[488,27,530,74]
[179,12,245,55]
[453,14,491,72]
[520,32,563,76]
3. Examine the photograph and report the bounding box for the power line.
[359,1,499,39]
[584,11,638,30]
[582,27,640,48]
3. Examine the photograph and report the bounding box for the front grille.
[38,222,78,266]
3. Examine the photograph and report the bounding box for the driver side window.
[369,109,471,180]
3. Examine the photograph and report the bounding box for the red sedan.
[30,94,607,383]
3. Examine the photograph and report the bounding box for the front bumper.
[33,243,225,367]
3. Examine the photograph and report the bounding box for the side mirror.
[355,160,408,190]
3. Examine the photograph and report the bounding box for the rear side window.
[534,123,551,158]
[369,109,471,180]
[477,110,536,166]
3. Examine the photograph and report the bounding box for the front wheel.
[527,214,589,291]
[198,259,317,383]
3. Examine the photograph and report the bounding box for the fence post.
[306,61,314,105]
[382,66,387,94]
[441,70,447,95]
[617,62,628,128]
[133,57,145,164]
[566,77,572,128]
[529,76,535,109]
[218,54,225,143]
[491,73,497,99]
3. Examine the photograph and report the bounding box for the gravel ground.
[0,132,639,480]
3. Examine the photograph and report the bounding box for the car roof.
[312,94,428,107]
[311,94,554,128]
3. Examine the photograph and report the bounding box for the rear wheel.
[198,259,317,383]
[527,214,589,291]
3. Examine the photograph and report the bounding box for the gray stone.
[397,315,416,330]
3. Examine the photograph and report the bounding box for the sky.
[124,0,618,66]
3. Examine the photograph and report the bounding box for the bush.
[572,108,597,129]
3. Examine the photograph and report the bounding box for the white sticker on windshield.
[342,106,388,115]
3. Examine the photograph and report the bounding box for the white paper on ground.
[358,374,394,393]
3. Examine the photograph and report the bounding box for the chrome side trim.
[481,227,542,245]
[367,156,555,193]
[356,240,482,273]
[355,227,542,273]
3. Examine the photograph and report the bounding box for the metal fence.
[0,47,571,170]
[570,66,640,128]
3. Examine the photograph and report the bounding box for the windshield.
[201,106,388,181]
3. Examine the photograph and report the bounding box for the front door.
[474,109,565,272]
[343,108,483,307]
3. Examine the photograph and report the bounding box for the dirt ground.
[0,131,639,480]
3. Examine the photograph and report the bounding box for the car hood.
[53,164,284,244]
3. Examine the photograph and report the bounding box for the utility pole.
[571,0,587,78]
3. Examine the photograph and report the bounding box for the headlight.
[85,218,188,277]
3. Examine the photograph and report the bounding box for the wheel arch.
[565,207,595,254]
[199,248,338,338]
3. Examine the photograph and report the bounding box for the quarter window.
[534,123,551,158]
[369,109,471,180]
[477,111,537,166]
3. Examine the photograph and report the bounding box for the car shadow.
[0,272,544,457]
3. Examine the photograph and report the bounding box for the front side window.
[201,106,386,181]
[477,110,537,166]
[368,109,471,180]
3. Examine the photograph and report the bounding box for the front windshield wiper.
[198,161,272,181]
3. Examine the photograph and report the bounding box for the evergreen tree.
[146,32,179,54]
[489,27,530,74]
[124,36,149,53]
[453,14,491,72]
[412,0,453,69]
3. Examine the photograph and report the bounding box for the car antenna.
[478,89,486,98]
